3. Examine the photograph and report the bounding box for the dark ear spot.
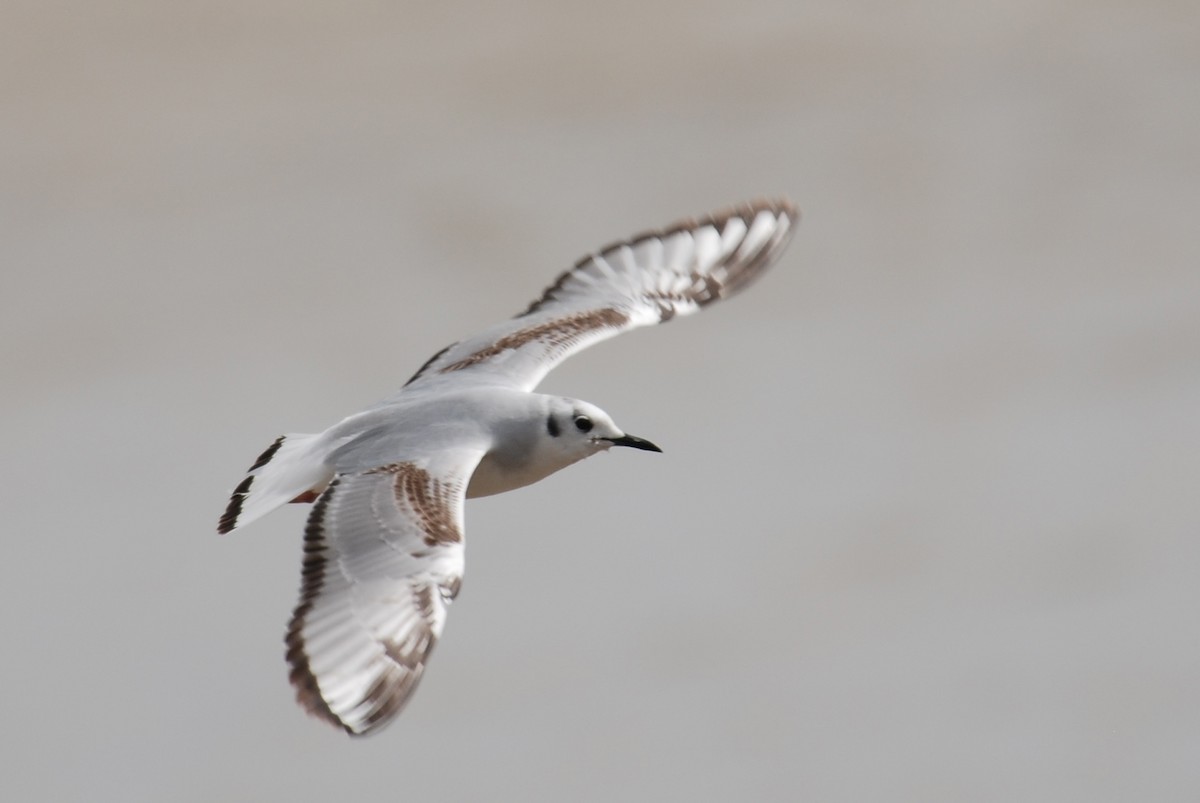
[546,414,560,437]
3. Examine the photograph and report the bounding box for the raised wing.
[402,198,798,393]
[284,447,485,736]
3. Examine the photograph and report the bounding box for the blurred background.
[3,2,1198,800]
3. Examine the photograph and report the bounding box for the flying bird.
[219,199,798,735]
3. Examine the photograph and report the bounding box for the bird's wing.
[401,199,797,394]
[285,445,486,736]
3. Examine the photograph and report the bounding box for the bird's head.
[543,397,662,461]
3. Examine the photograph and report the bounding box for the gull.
[218,199,798,736]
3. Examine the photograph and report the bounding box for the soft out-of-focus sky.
[3,2,1198,801]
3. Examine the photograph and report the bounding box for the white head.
[466,395,663,499]
[542,397,662,464]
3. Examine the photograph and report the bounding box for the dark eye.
[574,416,593,433]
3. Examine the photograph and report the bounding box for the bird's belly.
[465,451,567,499]
[465,458,533,498]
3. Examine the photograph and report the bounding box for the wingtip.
[716,196,800,226]
[644,196,799,242]
[217,475,255,534]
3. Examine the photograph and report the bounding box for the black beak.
[604,434,663,453]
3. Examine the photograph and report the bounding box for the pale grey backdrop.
[3,2,1198,801]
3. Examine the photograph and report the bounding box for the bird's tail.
[218,433,332,534]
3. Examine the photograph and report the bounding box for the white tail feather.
[218,433,332,534]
